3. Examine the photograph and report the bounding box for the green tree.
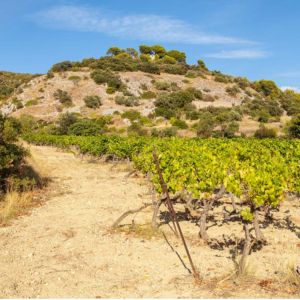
[20,114,36,133]
[284,114,300,138]
[151,45,167,58]
[58,112,77,135]
[139,45,153,55]
[106,47,122,56]
[167,50,186,62]
[162,55,176,64]
[126,48,138,57]
[68,120,102,136]
[83,95,102,109]
[140,54,151,62]
[256,80,281,100]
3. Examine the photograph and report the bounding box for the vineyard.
[22,134,300,279]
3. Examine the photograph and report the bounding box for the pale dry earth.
[0,144,300,298]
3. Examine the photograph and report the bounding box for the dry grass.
[116,222,162,239]
[0,191,33,225]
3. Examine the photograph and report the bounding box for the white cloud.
[28,5,257,45]
[205,49,268,58]
[280,86,300,93]
[275,72,300,78]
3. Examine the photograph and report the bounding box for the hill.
[1,45,300,137]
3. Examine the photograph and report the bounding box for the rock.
[102,109,124,115]
[123,118,131,125]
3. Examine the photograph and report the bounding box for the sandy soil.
[0,144,300,298]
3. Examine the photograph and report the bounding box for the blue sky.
[1,0,300,92]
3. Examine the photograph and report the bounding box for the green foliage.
[0,115,28,183]
[141,91,156,99]
[167,50,186,62]
[53,89,73,107]
[68,76,81,81]
[155,81,171,90]
[162,55,176,64]
[284,114,300,138]
[234,77,250,90]
[95,115,114,127]
[171,90,194,108]
[214,76,229,84]
[58,112,78,135]
[106,47,122,56]
[151,45,167,58]
[171,119,189,129]
[83,95,102,109]
[121,109,141,121]
[20,114,37,133]
[106,87,115,94]
[258,109,270,123]
[51,61,72,72]
[115,95,140,107]
[139,45,153,55]
[255,80,281,100]
[126,48,138,57]
[46,70,54,79]
[203,94,215,102]
[194,90,203,100]
[127,123,148,137]
[186,70,198,78]
[140,54,151,62]
[197,59,208,71]
[68,120,102,136]
[254,124,277,139]
[25,100,39,107]
[226,85,241,97]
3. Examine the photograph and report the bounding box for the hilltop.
[1,45,300,137]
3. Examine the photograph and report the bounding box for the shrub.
[224,122,239,138]
[46,70,54,79]
[214,76,229,84]
[141,91,156,99]
[162,55,176,64]
[51,61,72,72]
[170,82,180,92]
[258,109,270,123]
[254,125,277,139]
[139,62,160,74]
[245,90,252,97]
[115,95,140,107]
[284,114,300,138]
[25,100,39,107]
[203,94,215,102]
[155,107,176,119]
[106,47,122,56]
[234,77,250,90]
[127,123,148,136]
[186,70,197,78]
[38,88,44,93]
[203,88,211,92]
[167,50,186,63]
[83,95,102,109]
[68,76,81,81]
[20,114,37,133]
[171,90,194,108]
[53,89,73,107]
[161,127,177,137]
[230,110,242,121]
[68,120,102,136]
[194,90,203,100]
[95,115,114,127]
[155,81,171,90]
[106,87,115,94]
[140,83,148,91]
[172,119,188,129]
[196,119,214,138]
[121,109,141,121]
[182,79,190,84]
[226,85,241,97]
[58,112,78,134]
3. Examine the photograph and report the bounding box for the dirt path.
[0,144,300,298]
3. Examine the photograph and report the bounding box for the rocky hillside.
[1,70,254,122]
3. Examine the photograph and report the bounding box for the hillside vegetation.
[1,44,300,138]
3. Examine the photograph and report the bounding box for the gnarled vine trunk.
[239,220,251,277]
[253,209,266,243]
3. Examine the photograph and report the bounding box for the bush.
[203,94,215,102]
[140,54,151,62]
[214,76,229,84]
[182,79,190,84]
[171,119,188,129]
[141,91,156,99]
[95,115,114,127]
[171,90,194,108]
[155,81,171,90]
[170,82,180,92]
[186,70,197,78]
[226,85,241,97]
[25,100,39,107]
[68,120,102,136]
[254,125,277,139]
[127,123,148,136]
[83,95,102,109]
[106,87,115,94]
[51,61,72,72]
[196,119,214,138]
[258,109,270,123]
[155,107,176,119]
[115,95,140,107]
[245,90,252,97]
[58,112,78,134]
[203,88,211,92]
[284,114,300,138]
[161,127,177,137]
[121,110,141,121]
[139,62,160,74]
[167,50,186,63]
[46,70,54,79]
[20,114,37,133]
[162,55,176,64]
[53,89,73,107]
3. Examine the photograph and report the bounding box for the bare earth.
[0,144,300,299]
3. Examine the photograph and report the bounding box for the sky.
[1,0,300,92]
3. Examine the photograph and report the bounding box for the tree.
[151,45,167,58]
[162,55,176,64]
[51,61,72,72]
[197,60,208,70]
[167,50,186,62]
[58,112,77,135]
[68,120,102,136]
[46,70,54,79]
[106,47,122,56]
[139,45,153,55]
[215,112,231,137]
[140,54,151,62]
[171,90,194,108]
[256,80,281,100]
[83,95,102,109]
[20,114,36,133]
[196,118,214,138]
[284,113,300,138]
[254,124,277,139]
[126,48,138,57]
